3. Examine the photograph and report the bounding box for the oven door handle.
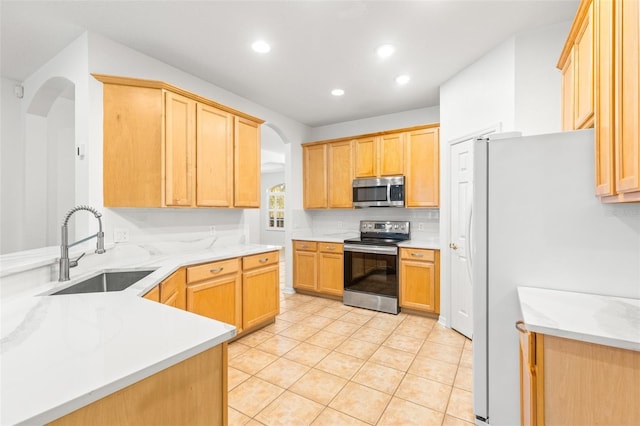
[344,244,398,255]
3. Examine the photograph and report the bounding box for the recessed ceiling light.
[251,40,271,53]
[395,75,410,85]
[376,44,395,58]
[331,88,345,96]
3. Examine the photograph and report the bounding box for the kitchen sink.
[52,270,156,295]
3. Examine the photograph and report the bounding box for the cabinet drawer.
[318,242,343,254]
[243,251,279,270]
[294,240,317,251]
[400,248,436,262]
[187,258,240,283]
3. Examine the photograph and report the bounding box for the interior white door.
[450,139,474,339]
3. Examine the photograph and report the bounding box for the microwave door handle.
[387,184,391,203]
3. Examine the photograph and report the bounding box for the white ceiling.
[1,0,578,127]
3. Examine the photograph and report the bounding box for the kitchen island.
[516,286,640,425]
[0,242,280,425]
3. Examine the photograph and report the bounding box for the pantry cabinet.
[560,0,640,202]
[517,325,640,425]
[399,248,440,314]
[293,240,344,297]
[242,251,280,330]
[95,74,263,208]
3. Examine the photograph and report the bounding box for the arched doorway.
[24,77,75,249]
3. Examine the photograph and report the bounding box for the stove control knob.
[394,224,399,229]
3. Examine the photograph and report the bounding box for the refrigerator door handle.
[466,202,473,283]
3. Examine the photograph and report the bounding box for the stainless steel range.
[343,220,410,314]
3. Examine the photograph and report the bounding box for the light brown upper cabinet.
[561,0,639,202]
[95,74,263,208]
[303,123,439,209]
[303,143,328,209]
[558,0,594,131]
[405,127,440,207]
[354,132,404,178]
[303,140,354,209]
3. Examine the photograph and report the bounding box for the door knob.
[449,243,458,250]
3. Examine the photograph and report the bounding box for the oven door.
[343,244,398,297]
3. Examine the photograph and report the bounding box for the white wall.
[0,77,25,254]
[45,97,75,246]
[514,21,571,135]
[438,21,571,327]
[310,106,440,142]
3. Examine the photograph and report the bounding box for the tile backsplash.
[305,208,439,240]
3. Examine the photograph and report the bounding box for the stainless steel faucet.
[59,205,106,281]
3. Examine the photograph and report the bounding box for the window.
[267,183,285,230]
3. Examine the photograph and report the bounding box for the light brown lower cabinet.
[399,248,440,314]
[48,343,228,426]
[186,258,243,333]
[293,240,343,297]
[517,324,640,425]
[242,251,280,330]
[142,269,186,310]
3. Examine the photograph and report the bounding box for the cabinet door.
[595,0,615,196]
[293,247,318,291]
[405,127,439,207]
[103,85,163,207]
[196,104,233,207]
[561,50,575,131]
[318,250,343,296]
[379,132,404,176]
[243,264,279,330]
[354,136,377,178]
[303,144,327,208]
[574,1,594,129]
[143,285,160,302]
[234,117,261,207]
[160,268,186,310]
[165,91,196,206]
[399,259,437,313]
[186,273,242,332]
[614,0,640,194]
[327,141,353,208]
[518,324,538,426]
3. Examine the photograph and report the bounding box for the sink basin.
[52,270,156,295]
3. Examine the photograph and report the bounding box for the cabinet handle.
[301,245,308,249]
[210,267,223,274]
[411,252,424,257]
[326,246,335,250]
[515,320,527,334]
[259,258,269,263]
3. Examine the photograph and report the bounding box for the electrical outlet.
[113,228,129,242]
[337,221,343,229]
[418,223,425,231]
[209,226,216,236]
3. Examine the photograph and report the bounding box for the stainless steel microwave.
[352,176,405,208]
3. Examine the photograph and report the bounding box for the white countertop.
[517,286,640,352]
[0,242,281,425]
[293,234,440,250]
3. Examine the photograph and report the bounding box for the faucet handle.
[69,252,86,268]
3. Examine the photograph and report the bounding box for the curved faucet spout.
[59,205,106,281]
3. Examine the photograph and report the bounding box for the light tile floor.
[228,290,474,426]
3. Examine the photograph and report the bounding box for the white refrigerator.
[471,128,640,425]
